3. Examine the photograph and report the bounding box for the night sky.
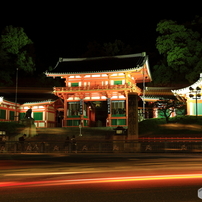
[1,3,201,69]
[0,3,201,102]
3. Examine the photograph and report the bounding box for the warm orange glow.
[4,171,87,176]
[160,123,202,131]
[1,173,202,188]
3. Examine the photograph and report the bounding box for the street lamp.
[189,86,201,117]
[79,124,82,136]
[15,68,18,122]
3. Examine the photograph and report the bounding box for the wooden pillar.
[125,93,128,126]
[108,73,111,86]
[44,105,48,127]
[6,106,9,121]
[187,99,191,115]
[127,92,138,140]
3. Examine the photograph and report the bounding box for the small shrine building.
[0,96,19,121]
[0,97,63,128]
[45,53,152,129]
[172,73,202,116]
[19,99,63,127]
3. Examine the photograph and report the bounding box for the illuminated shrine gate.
[45,53,152,128]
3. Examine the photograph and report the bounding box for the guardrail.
[1,140,202,153]
[139,137,202,142]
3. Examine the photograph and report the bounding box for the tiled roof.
[172,74,202,95]
[22,99,55,105]
[140,96,165,100]
[145,87,178,96]
[46,53,148,74]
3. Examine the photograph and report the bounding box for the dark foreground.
[0,153,202,202]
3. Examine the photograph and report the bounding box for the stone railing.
[1,140,202,153]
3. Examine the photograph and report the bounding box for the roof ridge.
[22,99,55,104]
[60,53,146,62]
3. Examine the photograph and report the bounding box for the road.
[0,153,202,202]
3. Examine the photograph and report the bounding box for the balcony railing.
[53,84,138,92]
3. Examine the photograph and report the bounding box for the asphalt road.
[0,153,202,202]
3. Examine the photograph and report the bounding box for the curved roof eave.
[22,99,55,106]
[172,73,202,95]
[45,53,151,77]
[145,56,152,82]
[45,66,144,76]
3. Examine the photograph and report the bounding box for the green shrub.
[139,115,202,137]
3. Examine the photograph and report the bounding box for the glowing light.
[4,172,84,176]
[0,96,3,104]
[1,173,202,188]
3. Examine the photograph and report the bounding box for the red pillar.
[44,105,48,127]
[126,93,128,126]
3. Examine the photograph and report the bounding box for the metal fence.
[1,140,202,153]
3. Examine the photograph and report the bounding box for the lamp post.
[15,68,18,122]
[189,86,201,117]
[79,124,82,136]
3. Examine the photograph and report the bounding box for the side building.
[0,97,19,122]
[0,98,63,128]
[172,73,202,116]
[19,99,64,127]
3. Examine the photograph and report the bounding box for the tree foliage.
[154,98,186,123]
[154,17,202,86]
[0,25,35,86]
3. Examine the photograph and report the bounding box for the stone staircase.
[29,127,115,142]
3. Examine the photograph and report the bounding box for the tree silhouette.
[153,17,202,86]
[0,25,35,86]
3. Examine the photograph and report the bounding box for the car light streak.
[1,173,202,188]
[4,172,85,176]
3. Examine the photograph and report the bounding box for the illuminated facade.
[0,98,63,128]
[0,97,19,121]
[19,99,63,127]
[172,73,202,116]
[3,58,201,129]
[45,53,152,127]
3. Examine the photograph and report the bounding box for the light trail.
[4,170,103,177]
[4,172,85,176]
[1,173,202,188]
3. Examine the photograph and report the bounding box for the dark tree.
[0,25,35,86]
[153,17,202,86]
[154,98,186,123]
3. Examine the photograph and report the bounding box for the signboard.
[80,99,83,115]
[107,98,111,114]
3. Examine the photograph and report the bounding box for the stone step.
[29,127,115,142]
